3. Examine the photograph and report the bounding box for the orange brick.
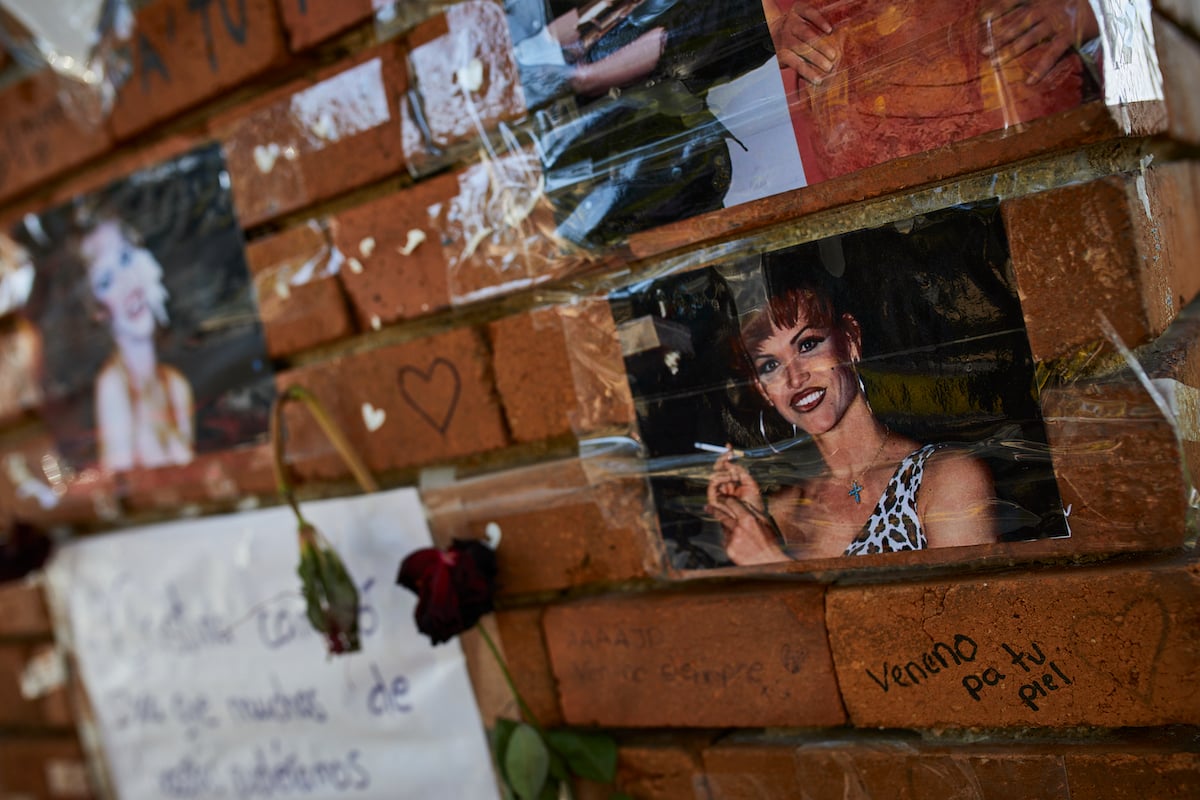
[276,327,508,480]
[331,172,458,329]
[488,301,635,443]
[0,579,52,638]
[400,1,526,169]
[276,0,376,51]
[432,152,580,306]
[423,456,661,596]
[214,42,408,227]
[112,0,288,138]
[0,643,72,728]
[245,222,355,356]
[0,433,121,527]
[584,744,708,800]
[0,69,113,203]
[1156,13,1200,146]
[1004,162,1200,362]
[0,736,95,798]
[44,133,204,208]
[544,586,844,728]
[463,608,564,729]
[826,560,1200,728]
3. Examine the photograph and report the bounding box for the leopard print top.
[843,444,941,556]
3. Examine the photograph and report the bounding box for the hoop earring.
[759,411,797,454]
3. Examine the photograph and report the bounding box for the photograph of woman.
[609,202,1067,571]
[706,276,996,564]
[16,143,275,477]
[79,216,194,471]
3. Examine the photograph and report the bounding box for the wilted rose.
[397,539,497,645]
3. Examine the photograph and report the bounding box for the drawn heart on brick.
[1068,595,1169,706]
[361,403,386,432]
[398,358,461,434]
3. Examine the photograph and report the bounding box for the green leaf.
[547,746,570,782]
[491,718,520,784]
[505,723,550,800]
[545,729,618,783]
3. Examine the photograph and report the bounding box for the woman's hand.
[705,449,788,565]
[980,0,1100,84]
[767,2,841,85]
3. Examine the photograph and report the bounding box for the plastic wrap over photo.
[14,143,274,474]
[498,0,1103,247]
[609,203,1067,570]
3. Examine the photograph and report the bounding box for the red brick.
[331,173,458,329]
[703,739,1200,800]
[0,736,94,798]
[1157,13,1200,146]
[400,1,526,170]
[433,152,582,305]
[826,560,1200,728]
[0,69,114,203]
[544,586,844,728]
[1157,0,1200,38]
[0,579,52,638]
[625,104,1137,262]
[276,326,508,480]
[423,456,661,596]
[43,133,204,208]
[0,314,42,425]
[1065,751,1200,798]
[463,608,564,729]
[112,0,288,138]
[1003,163,1199,361]
[599,745,708,800]
[1041,299,1199,550]
[214,43,408,227]
[119,443,278,513]
[276,0,376,51]
[245,221,355,356]
[488,301,635,443]
[0,433,121,527]
[0,643,72,727]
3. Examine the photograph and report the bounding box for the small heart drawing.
[398,358,461,434]
[253,143,280,174]
[1068,595,1169,707]
[361,402,386,432]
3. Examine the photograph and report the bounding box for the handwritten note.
[46,488,498,800]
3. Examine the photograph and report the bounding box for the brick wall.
[1,1,1198,797]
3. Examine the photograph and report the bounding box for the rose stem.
[478,623,542,732]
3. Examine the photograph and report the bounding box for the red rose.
[397,539,497,645]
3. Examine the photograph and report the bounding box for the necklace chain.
[848,427,891,504]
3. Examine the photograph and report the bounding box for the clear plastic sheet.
[398,0,1157,265]
[0,0,134,121]
[431,193,1197,576]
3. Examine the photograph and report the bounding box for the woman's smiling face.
[751,309,861,437]
[82,221,167,341]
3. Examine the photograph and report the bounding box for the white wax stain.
[289,59,391,150]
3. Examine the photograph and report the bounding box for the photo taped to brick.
[491,0,1103,248]
[15,143,275,475]
[609,202,1068,570]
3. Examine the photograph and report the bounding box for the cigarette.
[694,442,744,457]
